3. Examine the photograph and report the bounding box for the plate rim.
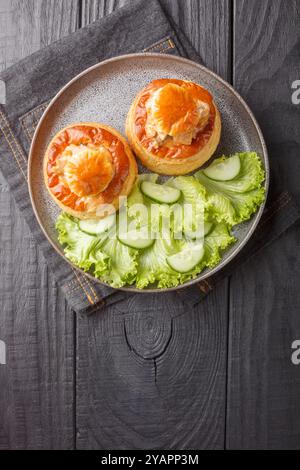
[28,52,270,294]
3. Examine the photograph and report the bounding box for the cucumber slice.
[204,221,214,236]
[118,227,154,250]
[141,181,181,204]
[185,221,214,240]
[203,155,241,181]
[167,243,205,273]
[79,214,115,235]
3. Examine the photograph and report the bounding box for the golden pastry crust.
[126,79,221,175]
[44,123,138,219]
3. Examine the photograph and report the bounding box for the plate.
[28,53,269,293]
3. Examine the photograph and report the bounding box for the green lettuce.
[177,223,235,284]
[97,236,138,288]
[136,233,185,289]
[127,174,160,230]
[56,212,138,288]
[202,222,236,269]
[136,222,235,289]
[55,153,265,290]
[56,213,109,275]
[196,152,265,226]
[167,176,207,238]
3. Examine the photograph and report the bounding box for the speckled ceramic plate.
[28,53,269,293]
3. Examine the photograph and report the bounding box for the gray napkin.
[0,0,299,314]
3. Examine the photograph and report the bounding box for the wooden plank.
[159,0,232,80]
[82,0,232,80]
[0,0,79,71]
[0,0,79,449]
[228,0,300,449]
[77,0,232,450]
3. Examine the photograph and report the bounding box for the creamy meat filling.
[145,83,210,147]
[52,144,114,197]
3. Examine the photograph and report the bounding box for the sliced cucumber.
[141,181,181,204]
[185,221,214,240]
[203,155,241,181]
[167,243,205,273]
[79,214,115,235]
[204,221,214,236]
[118,227,154,250]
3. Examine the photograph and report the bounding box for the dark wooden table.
[0,0,300,450]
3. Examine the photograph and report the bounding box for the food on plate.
[78,214,116,235]
[126,78,221,175]
[196,152,266,226]
[117,226,155,250]
[203,154,241,181]
[44,123,138,219]
[166,242,205,274]
[56,152,265,289]
[140,181,181,204]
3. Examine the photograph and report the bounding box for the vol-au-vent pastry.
[126,79,221,175]
[44,123,138,219]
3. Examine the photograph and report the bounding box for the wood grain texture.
[77,288,228,450]
[227,0,300,450]
[0,0,79,71]
[82,0,232,80]
[2,0,299,451]
[159,0,232,80]
[0,0,79,449]
[0,187,75,449]
[77,0,232,450]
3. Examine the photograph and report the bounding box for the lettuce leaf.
[206,193,236,226]
[167,176,207,237]
[127,173,158,208]
[127,174,160,230]
[177,223,236,284]
[136,222,235,289]
[136,234,185,289]
[56,213,138,288]
[95,234,138,288]
[202,222,236,269]
[196,152,265,226]
[56,213,109,274]
[56,153,265,290]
